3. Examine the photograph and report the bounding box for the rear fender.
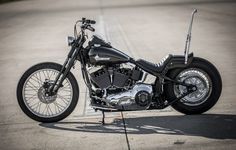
[167,52,194,70]
[162,52,194,78]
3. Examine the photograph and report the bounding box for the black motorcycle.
[17,9,222,123]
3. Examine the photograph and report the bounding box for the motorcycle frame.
[49,41,193,98]
[49,9,197,100]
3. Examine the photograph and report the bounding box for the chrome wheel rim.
[174,68,212,106]
[22,69,73,118]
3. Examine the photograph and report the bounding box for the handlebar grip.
[90,20,96,24]
[85,19,96,24]
[87,26,95,32]
[79,18,96,24]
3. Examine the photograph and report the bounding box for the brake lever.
[87,25,95,32]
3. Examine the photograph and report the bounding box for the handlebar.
[85,19,96,25]
[80,18,96,25]
[76,18,96,32]
[73,17,96,39]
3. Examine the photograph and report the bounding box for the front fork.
[47,45,80,95]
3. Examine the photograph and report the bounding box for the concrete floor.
[0,0,236,149]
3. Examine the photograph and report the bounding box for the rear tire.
[17,62,79,123]
[164,57,222,114]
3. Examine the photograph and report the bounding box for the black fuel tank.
[88,46,130,65]
[88,35,111,47]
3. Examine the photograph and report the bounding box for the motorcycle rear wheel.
[164,57,222,114]
[17,62,79,123]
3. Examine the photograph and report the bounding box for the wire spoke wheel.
[23,69,73,118]
[17,62,79,122]
[174,68,212,106]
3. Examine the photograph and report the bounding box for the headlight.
[67,36,75,46]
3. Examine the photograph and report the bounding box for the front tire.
[17,62,79,123]
[164,57,222,114]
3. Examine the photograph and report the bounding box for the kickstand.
[101,111,105,125]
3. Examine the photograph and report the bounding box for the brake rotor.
[37,87,57,104]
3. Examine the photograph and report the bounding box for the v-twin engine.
[105,84,153,110]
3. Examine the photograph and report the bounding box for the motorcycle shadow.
[39,114,236,139]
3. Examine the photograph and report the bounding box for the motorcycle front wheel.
[164,57,222,114]
[17,62,79,123]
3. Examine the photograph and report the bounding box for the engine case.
[106,84,153,110]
